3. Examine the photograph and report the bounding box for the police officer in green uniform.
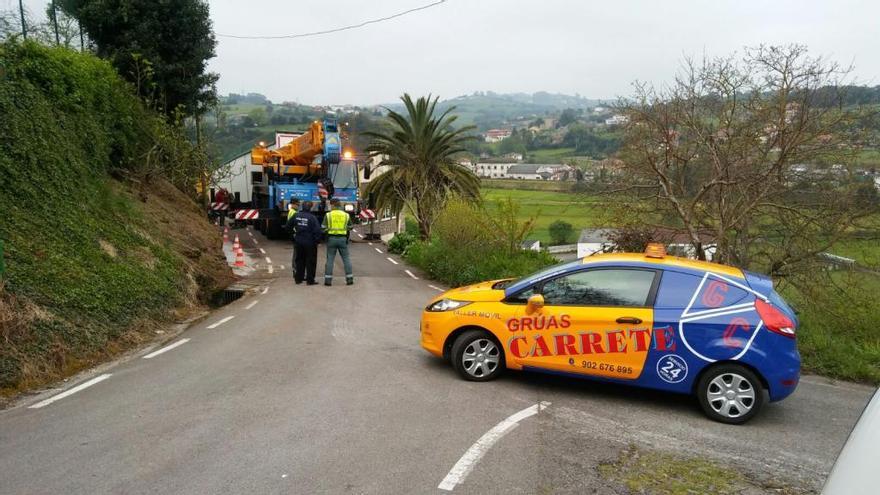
[322,198,353,286]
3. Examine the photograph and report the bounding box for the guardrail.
[546,244,577,254]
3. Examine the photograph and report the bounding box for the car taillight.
[755,299,796,338]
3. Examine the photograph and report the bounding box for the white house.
[604,115,629,126]
[577,228,616,258]
[484,129,512,143]
[474,163,518,178]
[577,228,717,260]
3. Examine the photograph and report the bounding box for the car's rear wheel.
[451,330,504,382]
[697,363,765,424]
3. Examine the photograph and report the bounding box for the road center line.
[143,339,190,359]
[246,300,259,310]
[207,315,235,329]
[357,233,364,238]
[438,402,550,491]
[253,239,259,245]
[259,248,266,254]
[265,257,272,264]
[374,248,383,254]
[262,287,270,294]
[386,257,399,265]
[405,270,419,280]
[28,374,113,409]
[428,285,444,291]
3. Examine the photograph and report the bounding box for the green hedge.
[0,42,213,390]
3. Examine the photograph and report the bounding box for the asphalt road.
[0,226,874,494]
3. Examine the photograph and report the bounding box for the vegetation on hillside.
[0,41,231,393]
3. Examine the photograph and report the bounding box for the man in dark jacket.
[285,200,322,285]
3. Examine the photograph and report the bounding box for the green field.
[528,147,577,163]
[481,187,610,244]
[482,178,574,192]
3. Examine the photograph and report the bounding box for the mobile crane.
[250,119,362,239]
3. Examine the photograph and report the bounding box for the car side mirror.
[526,294,544,315]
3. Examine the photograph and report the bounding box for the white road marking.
[386,257,398,265]
[253,239,259,245]
[28,374,113,409]
[143,339,190,359]
[207,316,235,329]
[428,285,444,292]
[265,257,272,264]
[268,264,274,274]
[438,402,551,491]
[374,248,383,254]
[262,287,269,294]
[246,300,259,310]
[259,248,266,254]
[357,233,364,238]
[368,242,373,246]
[405,270,419,280]
[279,265,285,270]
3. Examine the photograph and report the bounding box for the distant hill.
[389,92,608,130]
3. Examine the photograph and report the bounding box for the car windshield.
[503,259,583,294]
[329,160,358,189]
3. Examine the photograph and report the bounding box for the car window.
[541,269,656,307]
[506,286,537,304]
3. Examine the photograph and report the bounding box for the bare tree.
[614,45,877,276]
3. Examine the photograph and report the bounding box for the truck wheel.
[697,364,766,424]
[451,330,504,382]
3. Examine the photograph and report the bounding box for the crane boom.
[250,120,341,175]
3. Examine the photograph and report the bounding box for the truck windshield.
[330,160,358,189]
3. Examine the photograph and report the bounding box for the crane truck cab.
[249,119,361,238]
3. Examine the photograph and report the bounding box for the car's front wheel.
[697,363,766,424]
[451,330,504,382]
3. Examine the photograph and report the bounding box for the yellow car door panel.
[508,268,659,380]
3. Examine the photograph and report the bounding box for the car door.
[510,267,659,380]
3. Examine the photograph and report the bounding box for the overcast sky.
[11,0,880,105]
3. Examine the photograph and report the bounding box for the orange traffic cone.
[233,235,240,251]
[234,246,245,267]
[223,227,229,243]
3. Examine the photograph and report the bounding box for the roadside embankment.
[0,41,232,395]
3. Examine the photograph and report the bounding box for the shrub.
[387,232,416,255]
[403,200,556,287]
[548,220,574,245]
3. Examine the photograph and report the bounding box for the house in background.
[474,162,518,178]
[521,239,541,252]
[577,228,616,258]
[577,227,717,260]
[484,129,512,143]
[507,164,550,180]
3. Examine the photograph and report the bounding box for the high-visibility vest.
[287,207,297,220]
[326,209,349,235]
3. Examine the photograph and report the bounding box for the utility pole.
[18,0,27,39]
[51,0,60,45]
[79,19,84,51]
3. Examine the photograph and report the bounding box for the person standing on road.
[285,201,321,285]
[214,188,229,226]
[322,198,353,286]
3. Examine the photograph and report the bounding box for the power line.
[216,0,447,40]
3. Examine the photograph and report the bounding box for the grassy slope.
[481,188,609,244]
[0,42,232,392]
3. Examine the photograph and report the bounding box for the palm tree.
[365,94,480,240]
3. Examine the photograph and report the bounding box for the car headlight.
[426,299,472,312]
[344,204,354,212]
